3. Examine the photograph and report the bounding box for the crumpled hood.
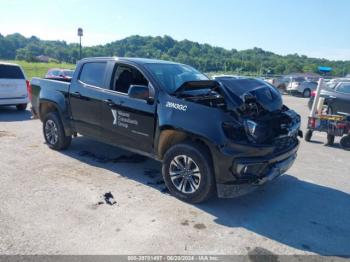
[174,79,283,113]
[218,79,283,112]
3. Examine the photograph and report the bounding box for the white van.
[0,62,29,110]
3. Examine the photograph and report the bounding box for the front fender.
[157,94,236,177]
[157,94,230,146]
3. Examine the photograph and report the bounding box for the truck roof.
[0,61,21,67]
[79,57,180,65]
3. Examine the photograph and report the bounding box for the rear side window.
[0,65,25,79]
[337,84,350,94]
[79,62,107,87]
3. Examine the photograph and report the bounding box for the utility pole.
[77,28,83,60]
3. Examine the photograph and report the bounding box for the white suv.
[0,62,29,110]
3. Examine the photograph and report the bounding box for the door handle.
[73,91,82,98]
[104,99,117,107]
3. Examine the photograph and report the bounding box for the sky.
[1,0,350,60]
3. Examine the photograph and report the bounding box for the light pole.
[77,28,83,60]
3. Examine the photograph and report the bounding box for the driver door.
[99,63,156,154]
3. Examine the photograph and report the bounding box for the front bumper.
[215,141,299,198]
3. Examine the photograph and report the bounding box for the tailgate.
[0,79,28,99]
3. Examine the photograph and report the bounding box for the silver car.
[286,80,318,97]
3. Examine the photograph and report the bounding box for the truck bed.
[30,78,70,118]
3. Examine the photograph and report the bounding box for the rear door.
[69,62,108,137]
[99,62,156,154]
[0,64,27,99]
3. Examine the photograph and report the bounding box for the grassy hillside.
[0,60,75,80]
[2,33,350,76]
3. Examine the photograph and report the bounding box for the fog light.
[236,164,248,174]
[234,162,266,177]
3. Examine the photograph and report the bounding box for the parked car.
[45,68,74,80]
[273,76,294,92]
[0,62,29,110]
[326,78,350,89]
[31,57,301,203]
[308,82,350,115]
[286,80,318,97]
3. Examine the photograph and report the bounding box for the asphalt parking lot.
[0,96,349,257]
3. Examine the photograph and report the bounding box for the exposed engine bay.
[176,78,302,146]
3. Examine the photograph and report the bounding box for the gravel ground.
[0,96,349,257]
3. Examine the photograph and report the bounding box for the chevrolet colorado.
[31,57,302,203]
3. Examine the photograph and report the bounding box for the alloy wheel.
[169,155,201,194]
[45,119,58,145]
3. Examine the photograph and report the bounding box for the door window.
[336,83,350,94]
[79,62,107,88]
[111,65,149,94]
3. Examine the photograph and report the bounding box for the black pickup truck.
[31,57,302,203]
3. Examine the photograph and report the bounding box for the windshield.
[145,63,208,93]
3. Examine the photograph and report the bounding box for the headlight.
[244,120,270,143]
[244,120,257,138]
[222,121,246,141]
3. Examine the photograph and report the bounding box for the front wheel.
[162,142,215,203]
[326,134,335,146]
[305,130,313,142]
[43,112,71,150]
[340,136,350,151]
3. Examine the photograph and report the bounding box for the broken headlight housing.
[222,121,247,141]
[243,119,271,144]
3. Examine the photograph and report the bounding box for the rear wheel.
[162,142,215,203]
[326,134,335,146]
[305,130,313,142]
[277,84,286,94]
[303,88,311,98]
[327,105,333,115]
[308,97,314,110]
[43,112,71,150]
[16,103,27,111]
[340,136,350,151]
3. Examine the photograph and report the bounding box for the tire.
[16,103,27,111]
[340,136,350,151]
[326,134,335,146]
[43,112,71,150]
[305,130,313,142]
[327,105,333,115]
[303,89,311,98]
[277,84,286,94]
[308,97,314,110]
[162,142,215,203]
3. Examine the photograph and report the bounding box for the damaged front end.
[174,78,302,197]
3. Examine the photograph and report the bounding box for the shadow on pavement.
[0,106,32,122]
[59,136,350,257]
[200,175,350,257]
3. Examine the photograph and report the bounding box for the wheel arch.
[39,99,73,136]
[157,126,214,164]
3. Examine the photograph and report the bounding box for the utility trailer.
[305,78,350,150]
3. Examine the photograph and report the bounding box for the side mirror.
[128,85,153,102]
